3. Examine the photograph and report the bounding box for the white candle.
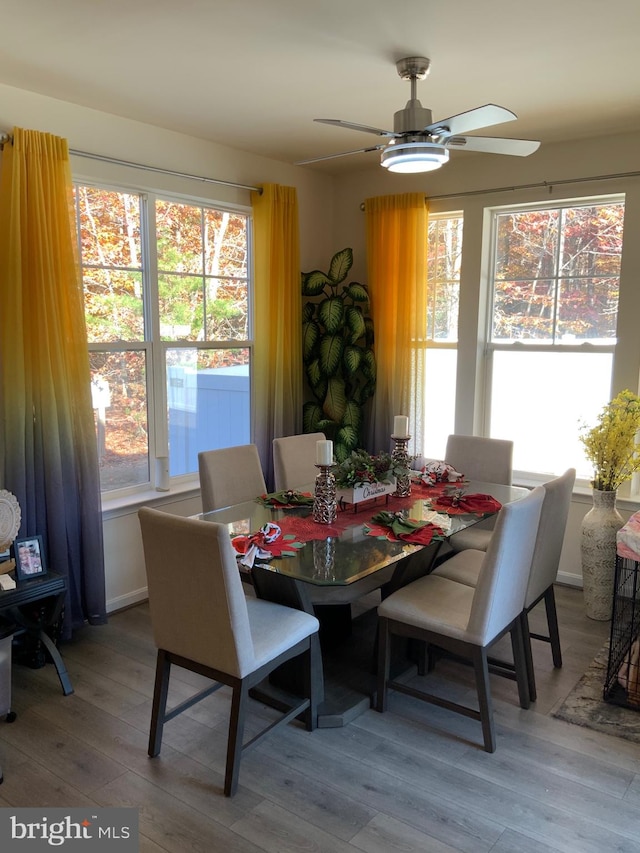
[316,439,333,465]
[393,415,409,438]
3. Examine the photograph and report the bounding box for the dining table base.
[251,546,441,727]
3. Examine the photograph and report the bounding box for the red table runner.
[234,483,468,557]
[232,480,500,558]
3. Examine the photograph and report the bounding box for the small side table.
[0,571,73,696]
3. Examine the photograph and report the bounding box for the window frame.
[482,193,625,485]
[75,179,254,501]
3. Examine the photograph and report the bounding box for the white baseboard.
[107,587,148,614]
[556,570,583,588]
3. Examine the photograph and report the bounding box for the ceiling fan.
[297,56,540,173]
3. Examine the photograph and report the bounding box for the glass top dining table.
[198,478,530,727]
[198,479,530,589]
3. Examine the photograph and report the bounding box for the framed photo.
[12,535,48,581]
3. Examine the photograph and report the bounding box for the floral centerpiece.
[579,389,640,491]
[333,449,401,488]
[333,449,404,506]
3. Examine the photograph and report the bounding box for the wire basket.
[604,555,640,709]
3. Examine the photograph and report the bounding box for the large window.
[486,197,624,479]
[423,212,462,457]
[75,185,252,494]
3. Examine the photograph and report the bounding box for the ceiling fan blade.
[295,144,387,165]
[426,104,517,137]
[314,118,395,137]
[444,135,541,156]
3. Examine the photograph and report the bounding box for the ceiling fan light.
[381,143,449,173]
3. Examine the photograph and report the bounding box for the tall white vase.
[581,489,624,620]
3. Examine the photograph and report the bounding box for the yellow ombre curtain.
[251,184,302,488]
[0,127,106,636]
[365,192,428,455]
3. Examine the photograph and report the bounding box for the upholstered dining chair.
[432,468,576,701]
[198,444,267,512]
[139,506,320,797]
[273,432,326,491]
[376,485,544,752]
[444,434,514,553]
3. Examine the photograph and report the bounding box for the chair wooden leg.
[148,650,171,757]
[544,586,562,668]
[304,641,320,731]
[472,647,496,752]
[510,618,531,710]
[224,680,248,797]
[520,612,537,702]
[376,618,391,712]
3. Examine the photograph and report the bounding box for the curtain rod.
[0,132,262,193]
[359,169,640,209]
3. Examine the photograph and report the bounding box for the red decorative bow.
[231,523,304,567]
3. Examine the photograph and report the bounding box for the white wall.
[0,82,337,269]
[2,84,639,604]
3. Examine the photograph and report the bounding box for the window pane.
[159,274,204,340]
[84,269,144,342]
[90,351,149,490]
[167,347,251,476]
[428,217,462,280]
[495,210,558,280]
[422,348,457,458]
[557,278,619,340]
[76,187,142,268]
[493,279,555,340]
[425,215,461,460]
[428,279,459,341]
[205,277,248,340]
[491,201,623,345]
[560,204,624,277]
[156,201,203,274]
[204,210,248,277]
[490,350,612,478]
[427,216,461,341]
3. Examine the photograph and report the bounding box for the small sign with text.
[0,808,138,851]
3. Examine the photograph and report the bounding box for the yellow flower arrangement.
[580,389,640,491]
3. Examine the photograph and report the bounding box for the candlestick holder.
[313,464,337,524]
[391,434,412,498]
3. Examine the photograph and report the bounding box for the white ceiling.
[2,0,640,173]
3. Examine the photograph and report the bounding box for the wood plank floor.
[1,584,639,852]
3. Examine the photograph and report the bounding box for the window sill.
[513,475,640,513]
[101,478,201,521]
[99,476,640,520]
